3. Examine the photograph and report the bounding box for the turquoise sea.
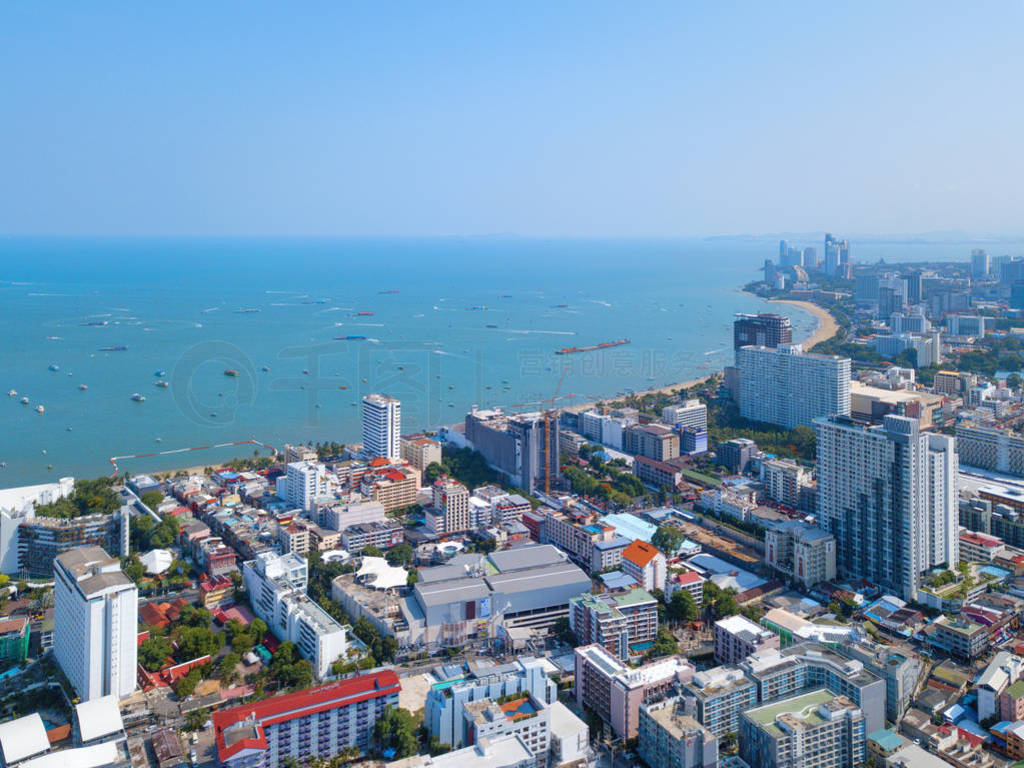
[0,237,990,484]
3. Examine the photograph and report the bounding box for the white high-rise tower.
[362,393,401,460]
[53,546,138,701]
[814,414,958,601]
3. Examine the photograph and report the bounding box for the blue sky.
[1,2,1021,237]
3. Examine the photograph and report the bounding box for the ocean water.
[0,236,989,484]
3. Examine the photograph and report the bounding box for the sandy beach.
[587,296,841,405]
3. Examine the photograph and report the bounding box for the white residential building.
[322,500,386,531]
[54,546,138,701]
[872,332,942,368]
[760,458,811,508]
[362,393,402,461]
[736,345,851,429]
[945,314,986,338]
[279,461,335,512]
[662,400,708,432]
[815,414,959,601]
[242,551,350,678]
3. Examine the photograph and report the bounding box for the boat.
[156,437,162,443]
[6,390,15,397]
[261,365,270,372]
[339,385,348,390]
[81,320,108,326]
[356,311,374,316]
[131,393,146,402]
[20,397,28,405]
[154,370,166,377]
[554,303,569,308]
[48,363,60,371]
[100,345,128,352]
[66,426,72,431]
[155,381,169,388]
[334,334,367,340]
[235,308,261,313]
[486,324,498,328]
[36,405,44,414]
[77,384,88,391]
[555,338,630,355]
[224,369,239,377]
[302,369,310,375]
[378,289,399,294]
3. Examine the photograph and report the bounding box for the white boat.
[77,384,88,391]
[19,397,28,405]
[36,405,44,414]
[6,390,15,397]
[131,393,146,402]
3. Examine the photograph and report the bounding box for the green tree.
[651,526,685,556]
[174,667,203,698]
[184,708,209,731]
[362,545,383,558]
[175,627,222,660]
[372,706,419,759]
[138,636,173,671]
[385,543,413,566]
[250,618,268,644]
[1009,373,1023,391]
[424,462,445,485]
[141,490,164,509]
[667,589,699,623]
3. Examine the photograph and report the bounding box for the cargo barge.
[555,338,630,355]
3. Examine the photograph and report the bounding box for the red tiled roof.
[623,539,661,568]
[673,570,703,585]
[960,531,1002,547]
[213,672,400,761]
[0,616,28,636]
[368,457,391,468]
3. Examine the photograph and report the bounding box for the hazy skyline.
[2,2,1021,238]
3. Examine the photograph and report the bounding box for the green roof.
[614,588,656,607]
[1006,680,1024,700]
[867,728,906,752]
[745,689,836,737]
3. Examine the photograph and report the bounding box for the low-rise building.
[621,540,666,592]
[633,456,683,490]
[925,615,989,661]
[386,734,534,768]
[400,434,442,472]
[0,616,29,663]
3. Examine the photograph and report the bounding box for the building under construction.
[465,407,561,493]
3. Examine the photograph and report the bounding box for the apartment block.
[570,589,658,661]
[213,671,400,766]
[638,697,717,768]
[739,690,867,768]
[243,551,351,678]
[714,615,779,664]
[764,521,836,587]
[574,644,694,740]
[737,345,850,430]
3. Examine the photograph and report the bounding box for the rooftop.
[623,539,662,568]
[0,713,50,765]
[74,695,124,743]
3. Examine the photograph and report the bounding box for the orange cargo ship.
[555,338,630,355]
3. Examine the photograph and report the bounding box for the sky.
[1,2,1021,238]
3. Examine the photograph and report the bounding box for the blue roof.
[867,729,905,752]
[600,512,657,543]
[594,535,630,551]
[599,571,638,591]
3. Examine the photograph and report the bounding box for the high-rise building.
[802,246,817,268]
[661,399,708,431]
[361,393,401,461]
[972,248,991,279]
[824,234,850,276]
[282,461,326,512]
[716,437,759,474]
[570,589,659,661]
[465,408,560,493]
[814,414,959,600]
[905,269,923,304]
[733,313,792,350]
[877,276,908,316]
[737,345,851,430]
[426,476,470,535]
[54,546,138,701]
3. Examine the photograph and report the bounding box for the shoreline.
[139,295,842,476]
